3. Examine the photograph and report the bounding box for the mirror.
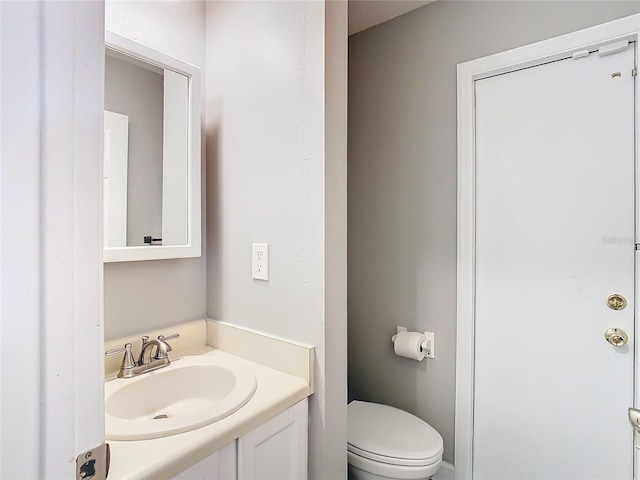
[103,30,201,262]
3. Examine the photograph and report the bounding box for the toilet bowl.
[347,401,443,480]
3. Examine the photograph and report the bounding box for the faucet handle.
[105,342,131,357]
[160,333,179,342]
[105,343,137,372]
[155,333,179,359]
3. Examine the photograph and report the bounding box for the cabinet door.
[171,441,236,480]
[238,399,308,480]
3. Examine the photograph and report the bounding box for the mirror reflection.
[103,48,189,248]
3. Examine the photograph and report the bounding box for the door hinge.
[76,443,110,480]
[572,49,590,60]
[632,67,637,77]
[598,40,630,57]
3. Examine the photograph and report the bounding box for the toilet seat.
[348,443,441,467]
[347,401,443,468]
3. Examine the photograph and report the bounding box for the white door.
[473,44,635,479]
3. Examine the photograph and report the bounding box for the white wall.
[348,0,640,465]
[205,1,348,477]
[104,0,207,339]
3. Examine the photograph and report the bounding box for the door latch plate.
[76,443,110,480]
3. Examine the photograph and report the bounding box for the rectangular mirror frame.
[103,30,201,262]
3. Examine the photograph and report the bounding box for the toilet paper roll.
[393,331,426,361]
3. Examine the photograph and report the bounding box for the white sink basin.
[105,355,257,440]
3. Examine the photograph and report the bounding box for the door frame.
[0,1,105,477]
[455,14,640,480]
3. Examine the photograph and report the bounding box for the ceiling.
[348,0,435,36]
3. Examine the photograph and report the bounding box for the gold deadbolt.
[605,327,628,347]
[607,294,627,311]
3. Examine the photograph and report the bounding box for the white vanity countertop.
[107,346,311,480]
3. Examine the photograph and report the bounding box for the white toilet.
[347,401,443,480]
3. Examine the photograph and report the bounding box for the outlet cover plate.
[252,243,269,281]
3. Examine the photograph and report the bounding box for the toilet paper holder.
[392,327,435,359]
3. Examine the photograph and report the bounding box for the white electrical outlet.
[252,243,269,281]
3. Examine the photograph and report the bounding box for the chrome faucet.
[106,333,179,378]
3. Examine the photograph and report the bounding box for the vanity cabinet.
[172,442,236,480]
[171,399,308,480]
[237,398,308,479]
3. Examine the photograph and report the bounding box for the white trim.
[103,30,202,262]
[634,24,640,480]
[1,1,105,477]
[0,2,43,477]
[41,2,106,476]
[455,14,640,480]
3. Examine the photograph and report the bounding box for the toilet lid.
[347,401,443,466]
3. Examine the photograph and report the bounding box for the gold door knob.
[605,328,628,347]
[607,294,627,311]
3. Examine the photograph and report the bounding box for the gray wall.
[104,1,207,340]
[348,0,639,464]
[104,54,164,247]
